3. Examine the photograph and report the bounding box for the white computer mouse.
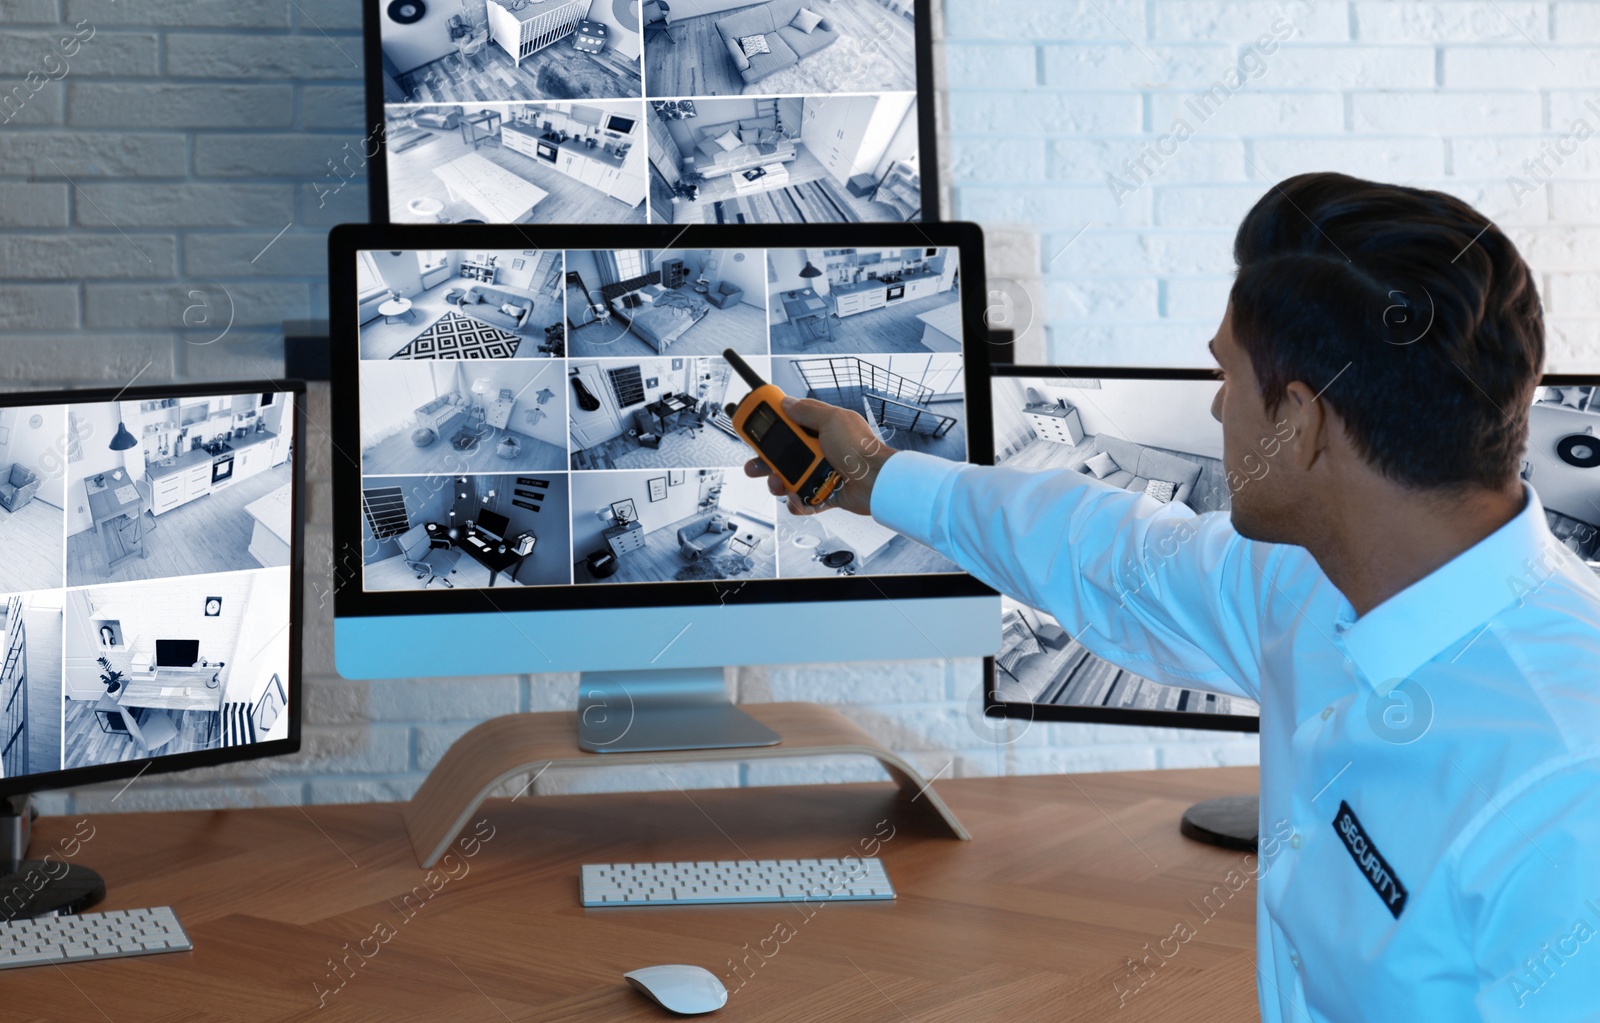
[624,964,729,1015]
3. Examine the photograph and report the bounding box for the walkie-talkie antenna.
[723,349,766,390]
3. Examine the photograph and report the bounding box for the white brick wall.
[949,0,1600,371]
[72,0,1600,810]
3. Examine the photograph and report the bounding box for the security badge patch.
[1333,801,1409,919]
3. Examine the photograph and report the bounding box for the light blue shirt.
[872,451,1600,1022]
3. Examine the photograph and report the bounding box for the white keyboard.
[0,907,192,970]
[581,857,895,907]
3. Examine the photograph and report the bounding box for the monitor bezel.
[361,0,943,225]
[0,379,306,799]
[982,365,1600,734]
[330,221,996,620]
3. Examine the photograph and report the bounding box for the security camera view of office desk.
[357,244,968,591]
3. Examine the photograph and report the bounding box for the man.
[747,174,1600,1021]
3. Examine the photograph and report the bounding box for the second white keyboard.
[0,907,192,970]
[581,857,896,906]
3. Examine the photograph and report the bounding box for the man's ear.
[1282,380,1326,472]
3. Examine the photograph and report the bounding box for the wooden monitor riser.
[403,702,970,867]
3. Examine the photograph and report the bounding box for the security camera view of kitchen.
[66,393,295,588]
[768,246,958,355]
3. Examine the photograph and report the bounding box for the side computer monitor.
[0,382,304,916]
[363,0,937,227]
[329,222,997,751]
[984,366,1600,732]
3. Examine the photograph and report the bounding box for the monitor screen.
[366,0,935,227]
[475,508,511,540]
[0,385,302,796]
[350,239,973,594]
[154,640,200,668]
[984,369,1600,731]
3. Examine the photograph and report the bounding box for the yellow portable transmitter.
[722,349,842,507]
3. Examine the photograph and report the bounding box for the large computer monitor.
[330,222,997,751]
[363,0,938,227]
[0,381,304,918]
[982,366,1600,734]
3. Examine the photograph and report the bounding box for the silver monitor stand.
[576,668,782,752]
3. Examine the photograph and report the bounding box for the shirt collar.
[1337,483,1556,693]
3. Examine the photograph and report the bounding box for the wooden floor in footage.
[0,498,65,592]
[384,128,646,226]
[771,293,959,355]
[61,696,218,771]
[661,148,901,225]
[565,300,768,359]
[65,465,292,587]
[643,0,917,97]
[398,43,642,103]
[575,513,776,583]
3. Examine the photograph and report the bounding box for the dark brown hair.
[1229,173,1544,491]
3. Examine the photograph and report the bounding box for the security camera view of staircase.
[775,354,964,461]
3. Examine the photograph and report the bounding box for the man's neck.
[1309,479,1527,618]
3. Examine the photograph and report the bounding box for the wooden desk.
[9,767,1259,1021]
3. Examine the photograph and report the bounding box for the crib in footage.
[486,0,591,68]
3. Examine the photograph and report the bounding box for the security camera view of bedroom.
[0,393,295,784]
[357,244,969,590]
[988,373,1600,714]
[376,0,925,225]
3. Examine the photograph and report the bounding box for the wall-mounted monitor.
[364,0,938,227]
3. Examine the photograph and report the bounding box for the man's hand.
[743,396,895,517]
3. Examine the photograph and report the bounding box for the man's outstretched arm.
[747,397,1276,696]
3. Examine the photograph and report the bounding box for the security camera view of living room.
[359,249,566,360]
[641,0,917,98]
[1,590,64,779]
[992,376,1234,515]
[66,394,295,589]
[571,469,777,583]
[569,355,764,470]
[0,405,66,595]
[384,100,649,226]
[1527,384,1600,569]
[771,353,966,462]
[768,246,957,355]
[993,597,1262,718]
[646,94,920,224]
[359,361,569,475]
[60,570,292,771]
[360,472,573,590]
[564,247,768,359]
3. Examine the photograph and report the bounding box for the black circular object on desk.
[1556,433,1600,468]
[820,550,855,569]
[1179,794,1259,851]
[0,863,105,918]
[387,0,426,23]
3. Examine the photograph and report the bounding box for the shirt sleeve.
[1457,756,1600,1022]
[871,451,1267,700]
